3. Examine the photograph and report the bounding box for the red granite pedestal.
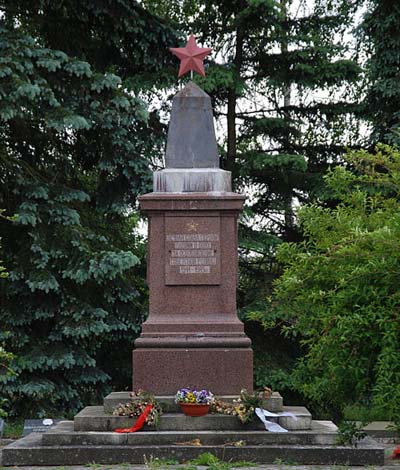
[133,192,253,395]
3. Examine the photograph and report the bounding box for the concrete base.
[1,395,386,466]
[359,421,399,438]
[133,348,253,395]
[104,391,284,413]
[73,406,311,432]
[1,427,385,466]
[42,420,339,446]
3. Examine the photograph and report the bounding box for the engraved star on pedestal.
[186,220,199,232]
[170,35,212,78]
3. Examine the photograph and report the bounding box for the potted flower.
[175,388,214,416]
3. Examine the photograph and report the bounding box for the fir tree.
[143,0,362,389]
[0,3,176,417]
[360,0,400,145]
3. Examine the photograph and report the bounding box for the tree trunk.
[226,22,244,183]
[280,0,294,234]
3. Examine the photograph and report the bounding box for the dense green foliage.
[144,0,362,336]
[1,0,400,422]
[0,343,14,419]
[0,2,176,417]
[0,212,15,419]
[267,145,400,423]
[361,0,400,145]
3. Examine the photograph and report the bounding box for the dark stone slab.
[165,82,219,169]
[1,430,385,466]
[22,419,62,436]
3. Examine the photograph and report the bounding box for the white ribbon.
[255,408,298,433]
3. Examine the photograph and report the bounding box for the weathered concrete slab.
[153,168,231,193]
[265,392,284,412]
[42,420,338,447]
[74,407,271,432]
[75,406,312,432]
[104,392,241,413]
[360,421,398,438]
[1,431,385,466]
[104,392,283,414]
[279,406,312,431]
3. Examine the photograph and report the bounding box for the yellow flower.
[187,392,196,403]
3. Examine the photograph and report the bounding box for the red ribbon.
[114,404,153,433]
[392,445,400,460]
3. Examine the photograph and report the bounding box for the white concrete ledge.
[153,168,231,193]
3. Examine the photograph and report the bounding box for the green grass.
[189,452,221,466]
[343,404,390,422]
[143,455,179,469]
[143,453,257,470]
[187,453,256,470]
[3,420,23,439]
[272,458,299,465]
[230,461,256,467]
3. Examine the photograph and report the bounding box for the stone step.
[43,420,338,446]
[75,406,312,432]
[359,421,398,438]
[1,431,385,466]
[104,391,284,413]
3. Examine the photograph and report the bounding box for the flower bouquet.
[113,390,162,428]
[211,388,271,424]
[175,388,214,416]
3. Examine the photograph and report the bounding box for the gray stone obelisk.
[154,82,231,192]
[133,82,253,394]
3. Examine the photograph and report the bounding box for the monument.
[1,36,385,467]
[132,34,252,395]
[132,79,253,395]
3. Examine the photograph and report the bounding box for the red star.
[170,35,212,78]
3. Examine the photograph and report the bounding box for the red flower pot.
[179,403,210,417]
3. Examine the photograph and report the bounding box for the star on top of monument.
[170,35,212,78]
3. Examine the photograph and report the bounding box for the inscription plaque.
[165,216,221,285]
[22,419,62,436]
